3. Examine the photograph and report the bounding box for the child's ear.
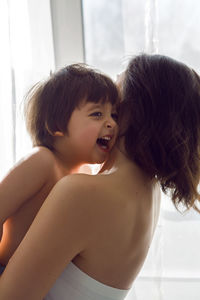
[53,131,64,137]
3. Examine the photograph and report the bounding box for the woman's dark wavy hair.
[24,64,119,150]
[120,54,200,212]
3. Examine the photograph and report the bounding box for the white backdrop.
[0,0,55,178]
[0,0,199,299]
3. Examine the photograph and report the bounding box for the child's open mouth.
[96,136,112,152]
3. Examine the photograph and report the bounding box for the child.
[0,64,119,271]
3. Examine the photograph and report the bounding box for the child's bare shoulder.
[20,146,55,168]
[29,146,54,160]
[8,146,57,180]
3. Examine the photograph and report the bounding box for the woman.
[0,54,200,300]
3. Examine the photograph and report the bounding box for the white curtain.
[0,0,55,179]
[82,1,200,299]
[1,0,200,299]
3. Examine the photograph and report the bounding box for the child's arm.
[0,147,55,239]
[0,175,93,300]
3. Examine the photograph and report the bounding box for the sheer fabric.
[0,0,55,179]
[82,1,200,299]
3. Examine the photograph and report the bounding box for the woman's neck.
[99,139,153,183]
[99,139,131,174]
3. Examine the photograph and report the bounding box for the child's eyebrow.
[86,103,103,111]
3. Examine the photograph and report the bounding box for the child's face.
[63,100,118,165]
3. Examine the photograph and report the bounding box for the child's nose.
[105,118,116,129]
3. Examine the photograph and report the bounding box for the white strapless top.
[44,262,131,300]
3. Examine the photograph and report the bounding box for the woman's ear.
[53,131,64,137]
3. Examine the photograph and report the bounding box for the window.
[82,1,200,299]
[0,0,54,178]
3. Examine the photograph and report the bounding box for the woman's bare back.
[73,152,161,289]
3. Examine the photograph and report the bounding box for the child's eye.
[111,113,118,122]
[90,112,103,119]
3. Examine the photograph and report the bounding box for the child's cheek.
[80,124,100,139]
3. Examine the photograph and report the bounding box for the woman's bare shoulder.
[56,173,102,196]
[51,173,108,215]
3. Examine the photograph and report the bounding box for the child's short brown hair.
[24,64,119,150]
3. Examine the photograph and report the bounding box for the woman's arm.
[0,175,92,300]
[0,147,55,240]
